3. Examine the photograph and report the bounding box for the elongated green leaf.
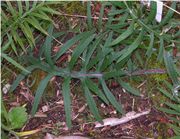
[110,21,134,46]
[10,65,38,92]
[25,1,30,12]
[24,22,35,46]
[164,51,179,85]
[157,37,164,62]
[101,79,124,114]
[117,29,144,63]
[6,1,17,17]
[118,79,140,96]
[158,2,177,28]
[165,102,180,113]
[11,40,18,55]
[98,4,105,30]
[82,80,102,122]
[145,1,157,23]
[32,1,38,8]
[2,34,13,52]
[87,1,92,29]
[39,6,60,15]
[69,34,96,70]
[158,107,180,115]
[146,32,154,58]
[1,10,8,21]
[98,32,113,71]
[31,12,52,21]
[54,31,92,61]
[135,51,143,66]
[62,77,72,128]
[20,24,34,47]
[44,25,54,66]
[85,78,109,104]
[26,17,48,35]
[85,32,107,68]
[17,1,23,16]
[31,74,54,116]
[158,87,176,102]
[108,9,126,16]
[1,53,30,74]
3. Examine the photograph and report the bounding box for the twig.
[59,13,108,20]
[130,69,166,76]
[95,110,151,128]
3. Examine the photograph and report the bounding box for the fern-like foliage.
[10,1,179,128]
[1,1,64,72]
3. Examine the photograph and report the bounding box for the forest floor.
[3,78,174,139]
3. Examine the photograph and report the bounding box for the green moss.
[147,56,168,82]
[65,2,86,15]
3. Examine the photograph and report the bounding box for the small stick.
[95,109,151,128]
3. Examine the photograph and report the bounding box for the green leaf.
[20,23,34,47]
[158,2,177,28]
[82,80,102,122]
[2,34,13,52]
[157,37,164,62]
[31,12,52,21]
[1,53,30,74]
[146,32,154,58]
[98,4,105,30]
[85,78,109,104]
[54,31,92,61]
[117,29,144,63]
[85,32,107,68]
[157,107,180,115]
[31,74,54,116]
[165,102,180,113]
[164,51,179,85]
[62,77,72,128]
[8,107,28,129]
[26,17,48,35]
[44,25,54,66]
[110,21,134,46]
[118,79,140,96]
[158,87,176,102]
[6,1,17,17]
[24,22,35,46]
[69,34,96,70]
[17,1,23,15]
[145,1,157,23]
[87,1,92,29]
[39,6,60,15]
[25,1,30,12]
[101,79,124,114]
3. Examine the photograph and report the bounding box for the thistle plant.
[10,1,179,129]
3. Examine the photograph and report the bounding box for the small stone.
[2,83,11,94]
[42,105,49,112]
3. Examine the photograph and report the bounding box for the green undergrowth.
[1,1,180,138]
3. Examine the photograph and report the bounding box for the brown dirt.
[3,79,173,139]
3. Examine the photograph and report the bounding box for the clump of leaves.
[10,1,179,129]
[1,1,64,72]
[1,100,28,138]
[157,52,180,138]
